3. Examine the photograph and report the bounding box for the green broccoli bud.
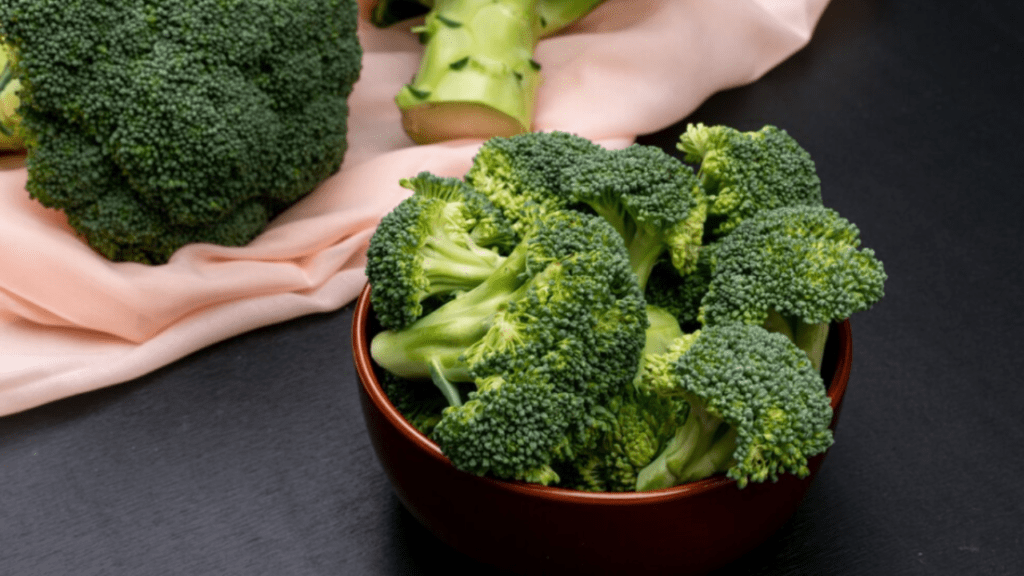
[700,205,887,369]
[636,324,834,490]
[678,123,822,240]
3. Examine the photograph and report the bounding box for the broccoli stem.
[397,0,542,143]
[763,310,830,372]
[370,242,531,381]
[635,402,737,491]
[418,234,506,296]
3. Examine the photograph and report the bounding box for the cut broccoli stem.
[396,0,542,143]
[417,231,506,295]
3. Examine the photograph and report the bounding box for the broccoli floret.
[562,143,708,288]
[0,0,361,264]
[677,123,822,240]
[366,172,515,330]
[636,324,834,490]
[700,205,887,370]
[372,0,605,144]
[464,130,605,234]
[564,305,689,492]
[371,208,648,483]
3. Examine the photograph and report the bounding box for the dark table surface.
[3,1,1022,574]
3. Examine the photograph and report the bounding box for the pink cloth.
[0,0,830,416]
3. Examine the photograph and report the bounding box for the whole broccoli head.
[700,205,887,369]
[677,123,822,240]
[0,0,361,264]
[366,172,515,330]
[636,324,835,490]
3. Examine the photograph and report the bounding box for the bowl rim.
[352,282,852,504]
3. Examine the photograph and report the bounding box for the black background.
[3,1,1022,574]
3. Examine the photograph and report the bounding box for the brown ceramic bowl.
[353,284,853,575]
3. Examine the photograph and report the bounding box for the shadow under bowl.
[353,284,853,576]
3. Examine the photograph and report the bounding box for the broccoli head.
[366,172,515,330]
[700,205,887,370]
[0,42,22,150]
[0,0,362,264]
[677,123,822,240]
[636,324,835,490]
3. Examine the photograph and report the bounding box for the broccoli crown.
[0,0,361,264]
[464,130,604,233]
[432,375,582,484]
[562,143,708,286]
[700,205,888,328]
[366,172,514,330]
[677,123,822,239]
[373,209,649,483]
[639,324,834,489]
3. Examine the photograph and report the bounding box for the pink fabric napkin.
[0,0,830,416]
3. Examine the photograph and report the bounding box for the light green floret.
[678,123,822,240]
[464,130,605,234]
[636,324,834,491]
[699,205,887,370]
[371,209,648,484]
[366,172,515,330]
[373,0,605,143]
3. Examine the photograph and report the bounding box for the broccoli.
[700,205,887,370]
[370,0,605,144]
[562,143,708,288]
[0,42,22,150]
[365,172,515,330]
[636,324,835,491]
[678,123,822,240]
[464,130,605,234]
[465,132,708,289]
[371,208,648,483]
[564,305,690,492]
[0,0,362,264]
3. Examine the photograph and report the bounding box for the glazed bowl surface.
[353,284,853,576]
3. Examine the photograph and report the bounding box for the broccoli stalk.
[636,324,835,491]
[372,0,605,144]
[0,42,22,151]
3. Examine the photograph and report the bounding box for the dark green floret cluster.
[367,126,887,491]
[0,0,362,264]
